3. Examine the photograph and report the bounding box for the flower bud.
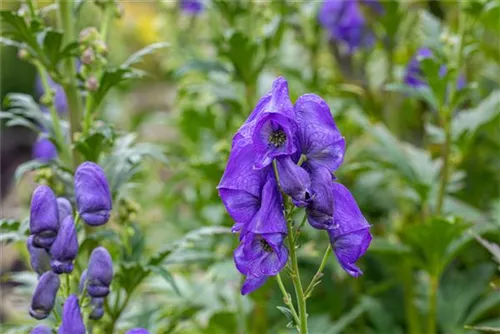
[26,235,51,276]
[87,247,113,297]
[57,197,73,223]
[50,216,78,274]
[126,329,150,334]
[30,185,59,249]
[89,297,105,320]
[75,162,112,226]
[58,295,85,334]
[79,27,100,44]
[94,40,108,56]
[29,271,60,320]
[30,325,52,334]
[86,76,99,92]
[18,48,29,60]
[32,137,57,162]
[81,48,95,65]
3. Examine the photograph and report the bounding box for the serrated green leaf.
[122,42,170,68]
[14,160,49,183]
[149,265,181,296]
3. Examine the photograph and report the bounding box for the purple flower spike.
[26,235,51,276]
[294,94,345,173]
[234,232,288,295]
[31,325,52,334]
[404,48,434,88]
[306,167,335,230]
[126,329,150,334]
[275,156,311,207]
[57,197,73,223]
[50,216,78,274]
[58,295,85,334]
[30,185,59,249]
[33,137,57,162]
[75,162,112,226]
[87,247,113,298]
[180,0,204,15]
[327,183,372,277]
[29,271,60,320]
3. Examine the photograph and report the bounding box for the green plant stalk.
[58,0,84,170]
[26,0,37,18]
[33,61,71,164]
[436,111,451,214]
[427,275,439,334]
[276,273,300,327]
[304,245,331,298]
[402,259,421,334]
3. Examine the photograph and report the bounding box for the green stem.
[304,245,331,298]
[427,275,439,334]
[33,60,71,164]
[26,0,37,18]
[276,273,300,327]
[436,112,451,214]
[58,0,84,170]
[402,259,420,334]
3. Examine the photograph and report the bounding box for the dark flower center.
[260,239,273,253]
[269,129,286,147]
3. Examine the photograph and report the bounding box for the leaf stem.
[276,273,300,327]
[304,245,331,298]
[427,275,439,334]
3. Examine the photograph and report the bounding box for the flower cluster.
[218,77,372,295]
[180,0,204,15]
[318,0,383,53]
[27,162,114,331]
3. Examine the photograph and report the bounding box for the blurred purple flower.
[87,246,113,298]
[89,297,105,320]
[57,197,73,223]
[30,325,52,334]
[327,183,372,277]
[30,271,60,319]
[50,215,78,274]
[26,235,51,276]
[30,185,59,249]
[75,162,112,226]
[180,0,204,15]
[58,295,85,334]
[234,232,288,295]
[35,74,68,115]
[32,137,57,162]
[126,329,150,334]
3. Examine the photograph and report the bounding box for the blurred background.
[1,0,499,333]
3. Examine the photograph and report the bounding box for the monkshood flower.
[87,246,113,297]
[26,235,51,276]
[30,325,52,334]
[30,185,59,249]
[180,0,204,15]
[50,216,78,274]
[35,74,68,115]
[89,297,105,320]
[75,162,112,226]
[275,156,311,207]
[318,0,379,53]
[29,271,60,319]
[327,183,372,277]
[305,167,335,230]
[58,295,85,334]
[57,197,73,223]
[32,137,57,162]
[126,329,150,334]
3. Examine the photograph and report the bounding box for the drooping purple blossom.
[305,167,335,230]
[29,271,60,320]
[57,197,73,223]
[30,185,59,249]
[32,137,57,162]
[26,235,51,276]
[89,297,105,320]
[75,162,112,226]
[275,156,311,207]
[58,295,85,334]
[50,215,78,274]
[30,325,52,334]
[87,246,113,298]
[180,0,204,15]
[126,329,150,334]
[327,183,372,277]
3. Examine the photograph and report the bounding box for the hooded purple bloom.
[31,325,52,334]
[58,295,85,334]
[57,197,73,223]
[26,235,51,276]
[126,329,150,334]
[30,185,59,249]
[89,297,105,320]
[35,74,68,115]
[180,0,204,15]
[75,162,112,226]
[318,0,376,53]
[275,156,311,207]
[30,271,60,320]
[87,246,113,298]
[33,137,57,162]
[50,215,78,274]
[328,183,372,277]
[306,167,336,230]
[234,232,288,295]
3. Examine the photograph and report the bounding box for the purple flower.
[318,0,376,53]
[75,162,112,226]
[29,271,60,320]
[32,137,57,162]
[234,232,288,295]
[26,235,51,276]
[87,247,113,298]
[30,185,59,249]
[305,167,335,230]
[275,156,311,207]
[126,329,150,334]
[79,270,87,293]
[35,74,68,115]
[50,215,78,274]
[30,325,52,334]
[327,183,372,277]
[58,295,85,334]
[89,297,104,320]
[57,197,73,223]
[180,0,204,15]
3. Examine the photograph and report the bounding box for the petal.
[30,325,52,334]
[30,185,59,248]
[328,183,372,277]
[30,271,60,320]
[294,94,345,172]
[218,189,259,232]
[50,216,78,274]
[276,156,311,207]
[26,236,51,276]
[241,275,268,295]
[247,178,287,235]
[57,197,73,224]
[87,247,113,298]
[306,167,335,230]
[58,295,85,334]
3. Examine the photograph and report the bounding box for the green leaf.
[74,121,116,162]
[40,29,64,67]
[276,306,295,326]
[0,218,29,243]
[122,42,170,68]
[465,293,500,325]
[149,265,181,296]
[0,11,40,52]
[91,68,144,111]
[472,234,500,266]
[464,325,500,333]
[385,83,437,109]
[14,160,49,183]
